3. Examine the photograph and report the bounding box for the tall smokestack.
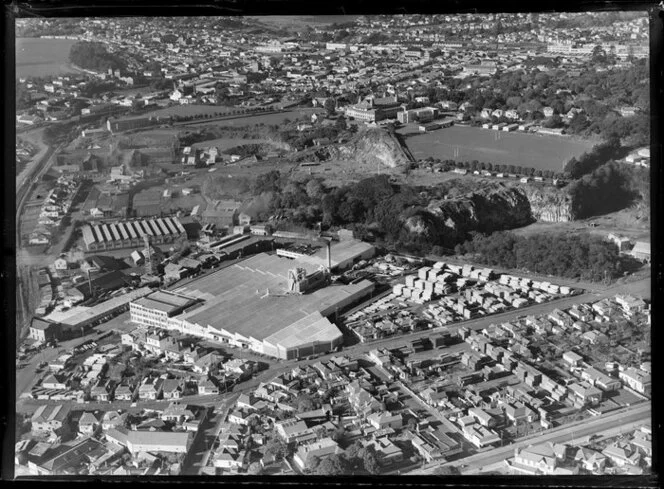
[327,240,331,271]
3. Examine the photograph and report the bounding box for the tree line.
[455,231,623,282]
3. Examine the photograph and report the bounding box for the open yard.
[16,37,80,78]
[399,125,595,172]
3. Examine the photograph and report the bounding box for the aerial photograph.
[13,12,652,479]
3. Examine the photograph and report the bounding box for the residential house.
[293,437,341,471]
[214,449,248,471]
[31,404,72,436]
[101,411,126,431]
[78,412,99,436]
[511,443,577,475]
[461,423,501,449]
[275,419,311,444]
[574,447,607,473]
[365,437,404,467]
[91,380,115,402]
[367,412,403,430]
[602,441,641,467]
[618,367,651,396]
[114,384,135,402]
[42,374,67,390]
[581,367,621,392]
[197,378,220,395]
[468,407,497,428]
[562,351,583,368]
[138,377,163,400]
[161,379,184,400]
[567,382,603,407]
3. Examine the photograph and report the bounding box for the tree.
[314,454,348,475]
[344,440,364,462]
[305,178,325,200]
[264,436,288,460]
[434,465,461,475]
[591,45,608,64]
[335,115,348,131]
[362,450,380,474]
[247,461,263,475]
[324,98,337,116]
[296,392,316,412]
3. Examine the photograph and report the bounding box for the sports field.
[16,37,80,78]
[400,125,595,172]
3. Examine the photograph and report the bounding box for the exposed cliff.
[523,186,575,222]
[313,128,410,168]
[402,183,535,248]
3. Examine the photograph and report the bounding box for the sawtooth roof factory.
[82,217,186,251]
[129,244,376,359]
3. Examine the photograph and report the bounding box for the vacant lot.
[16,37,80,78]
[400,125,595,172]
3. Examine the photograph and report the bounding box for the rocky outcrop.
[524,187,575,222]
[316,128,410,168]
[427,184,533,232]
[400,184,535,248]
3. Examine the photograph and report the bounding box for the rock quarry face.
[524,187,575,222]
[316,128,410,168]
[400,181,589,246]
[426,184,533,235]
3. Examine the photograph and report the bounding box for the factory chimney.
[326,240,332,271]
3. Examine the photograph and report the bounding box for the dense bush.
[568,161,648,218]
[69,41,126,72]
[456,231,623,281]
[563,138,622,179]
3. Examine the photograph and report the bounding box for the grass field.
[184,108,323,128]
[142,104,236,118]
[16,37,80,78]
[247,15,359,29]
[191,137,273,151]
[400,125,595,172]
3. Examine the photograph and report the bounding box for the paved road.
[410,402,651,475]
[15,276,650,411]
[181,393,239,475]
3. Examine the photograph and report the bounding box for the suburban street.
[410,402,651,475]
[15,275,650,413]
[181,392,240,475]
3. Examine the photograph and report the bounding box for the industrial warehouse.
[82,217,187,251]
[129,251,376,359]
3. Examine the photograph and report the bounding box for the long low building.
[129,252,375,359]
[277,239,376,272]
[44,287,153,337]
[82,217,186,251]
[126,430,192,454]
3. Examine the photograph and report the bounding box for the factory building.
[82,217,186,251]
[277,239,376,272]
[129,252,375,359]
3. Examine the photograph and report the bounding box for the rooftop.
[171,252,373,342]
